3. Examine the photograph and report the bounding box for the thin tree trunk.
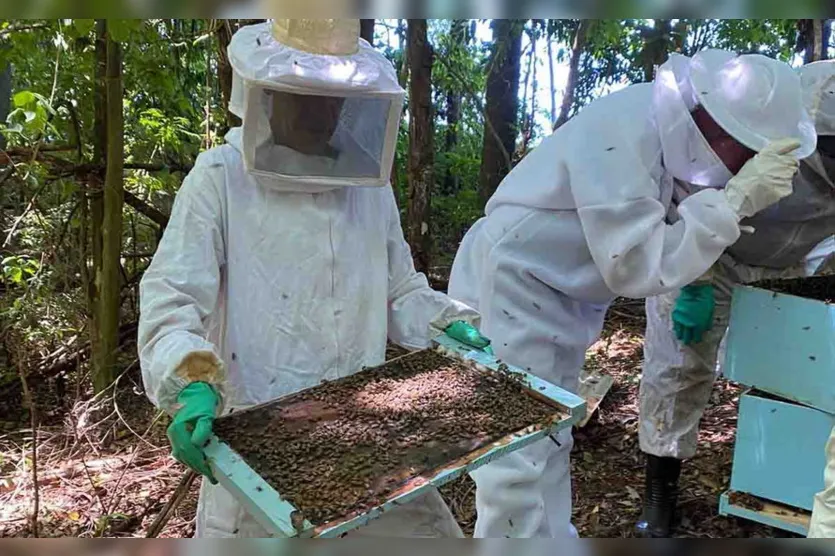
[521,36,533,128]
[640,19,672,83]
[397,19,408,85]
[443,19,466,195]
[554,19,590,131]
[96,25,124,393]
[547,24,557,129]
[0,63,10,243]
[800,19,830,64]
[88,20,106,391]
[406,19,433,275]
[443,85,461,195]
[389,18,408,209]
[0,64,11,150]
[360,19,375,44]
[78,186,89,319]
[522,20,540,153]
[204,34,212,150]
[479,19,523,206]
[216,20,241,131]
[672,20,687,54]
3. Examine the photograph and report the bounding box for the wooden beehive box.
[721,277,835,535]
[725,276,835,412]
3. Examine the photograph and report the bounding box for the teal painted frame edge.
[433,334,587,422]
[725,284,835,412]
[203,333,587,537]
[204,437,313,537]
[719,492,809,537]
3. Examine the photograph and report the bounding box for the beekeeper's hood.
[799,60,835,186]
[653,48,817,187]
[227,19,405,190]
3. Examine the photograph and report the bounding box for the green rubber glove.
[168,382,219,483]
[445,321,494,355]
[672,284,716,345]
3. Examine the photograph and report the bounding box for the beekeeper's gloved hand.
[168,382,219,483]
[724,138,801,220]
[445,321,494,355]
[672,284,716,345]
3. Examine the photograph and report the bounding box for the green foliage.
[432,188,482,260]
[5,89,57,141]
[68,19,95,38]
[695,19,797,61]
[0,18,224,378]
[429,19,488,196]
[133,107,202,159]
[108,19,145,42]
[1,255,39,286]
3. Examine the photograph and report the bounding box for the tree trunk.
[519,23,534,153]
[521,33,533,125]
[406,19,433,276]
[88,20,107,392]
[800,19,830,64]
[640,19,674,83]
[216,20,242,131]
[443,19,466,195]
[522,20,541,153]
[389,18,409,209]
[216,18,263,133]
[95,24,124,393]
[547,25,557,128]
[360,19,375,44]
[554,19,590,131]
[672,20,687,53]
[0,64,11,150]
[479,19,523,206]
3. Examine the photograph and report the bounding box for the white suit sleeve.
[576,189,741,298]
[384,187,480,350]
[138,157,226,412]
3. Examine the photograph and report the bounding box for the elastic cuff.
[721,191,749,223]
[175,351,224,384]
[171,351,226,414]
[161,374,192,415]
[691,266,715,286]
[429,302,481,338]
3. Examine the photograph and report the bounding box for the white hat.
[227,21,403,119]
[690,49,817,158]
[271,19,360,56]
[798,60,835,137]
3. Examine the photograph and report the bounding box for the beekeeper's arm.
[384,187,481,350]
[138,155,226,414]
[810,425,835,537]
[572,140,799,299]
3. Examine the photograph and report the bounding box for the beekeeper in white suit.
[448,49,815,539]
[783,62,835,540]
[138,19,488,538]
[637,59,835,538]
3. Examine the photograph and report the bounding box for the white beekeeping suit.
[448,49,814,539]
[805,60,835,540]
[638,59,835,538]
[139,19,477,538]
